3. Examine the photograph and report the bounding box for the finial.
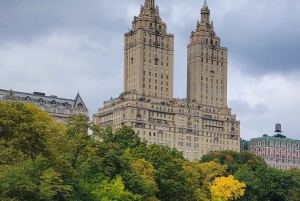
[204,0,208,7]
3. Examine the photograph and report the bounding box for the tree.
[0,102,75,200]
[102,125,146,152]
[65,114,102,168]
[182,161,228,201]
[129,158,159,201]
[92,176,141,201]
[234,164,260,201]
[0,156,72,200]
[256,166,296,201]
[130,144,190,201]
[235,164,298,201]
[200,151,266,175]
[0,102,65,165]
[210,175,246,201]
[287,168,300,201]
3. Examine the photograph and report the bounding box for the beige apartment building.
[93,0,240,160]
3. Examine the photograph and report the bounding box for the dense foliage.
[0,102,299,200]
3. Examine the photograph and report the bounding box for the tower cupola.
[145,0,155,7]
[201,0,210,23]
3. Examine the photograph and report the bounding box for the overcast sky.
[1,0,300,140]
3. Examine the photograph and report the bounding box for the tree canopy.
[0,101,299,201]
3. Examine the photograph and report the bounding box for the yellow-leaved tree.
[183,161,227,201]
[210,175,246,201]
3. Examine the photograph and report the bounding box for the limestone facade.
[93,0,240,160]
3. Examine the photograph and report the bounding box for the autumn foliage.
[211,175,246,201]
[0,102,299,201]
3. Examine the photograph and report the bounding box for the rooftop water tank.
[275,123,282,132]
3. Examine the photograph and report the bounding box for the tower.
[94,0,241,160]
[124,0,174,99]
[187,1,228,108]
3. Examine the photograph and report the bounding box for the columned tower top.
[201,0,210,23]
[145,0,155,7]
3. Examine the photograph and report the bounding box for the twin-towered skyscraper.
[94,0,240,160]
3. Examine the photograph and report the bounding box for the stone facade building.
[93,0,240,160]
[244,124,300,170]
[0,89,88,122]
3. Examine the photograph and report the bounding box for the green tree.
[65,124,151,200]
[102,125,146,152]
[235,164,297,201]
[124,152,159,201]
[131,144,189,201]
[234,164,260,201]
[65,114,102,168]
[0,102,65,165]
[200,151,266,175]
[92,176,141,201]
[0,156,72,200]
[0,102,75,200]
[287,168,300,201]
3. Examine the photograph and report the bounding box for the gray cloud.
[229,99,268,116]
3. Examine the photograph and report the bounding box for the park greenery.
[0,101,300,201]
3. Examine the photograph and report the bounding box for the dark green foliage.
[235,165,298,201]
[102,125,147,152]
[130,144,190,201]
[200,150,266,175]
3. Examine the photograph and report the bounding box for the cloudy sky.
[1,0,300,140]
